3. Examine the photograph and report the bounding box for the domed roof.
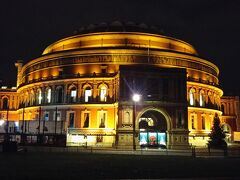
[42,21,198,56]
[73,21,164,35]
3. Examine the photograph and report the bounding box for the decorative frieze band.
[24,55,218,77]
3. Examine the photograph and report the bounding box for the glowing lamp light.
[132,94,141,102]
[15,121,19,127]
[0,120,5,126]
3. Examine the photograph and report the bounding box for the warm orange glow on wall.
[50,68,60,77]
[72,64,102,75]
[42,32,198,56]
[5,27,231,149]
[42,70,49,78]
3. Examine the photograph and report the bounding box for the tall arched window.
[84,86,92,102]
[46,87,51,103]
[2,97,9,110]
[199,90,205,107]
[25,92,29,106]
[37,89,42,105]
[56,86,63,103]
[189,88,195,106]
[99,85,107,102]
[208,91,213,105]
[30,90,35,106]
[70,87,77,103]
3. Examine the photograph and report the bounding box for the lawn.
[0,152,239,179]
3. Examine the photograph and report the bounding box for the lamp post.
[21,105,25,144]
[132,94,141,151]
[6,104,9,142]
[38,106,41,135]
[37,106,41,144]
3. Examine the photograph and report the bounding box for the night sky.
[0,0,239,95]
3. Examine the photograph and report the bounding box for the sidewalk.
[20,145,240,157]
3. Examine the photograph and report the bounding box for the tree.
[208,113,227,148]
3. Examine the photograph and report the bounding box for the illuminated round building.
[14,22,223,148]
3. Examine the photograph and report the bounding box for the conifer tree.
[208,113,227,148]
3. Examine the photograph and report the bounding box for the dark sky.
[0,0,239,95]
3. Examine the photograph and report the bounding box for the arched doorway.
[137,108,171,149]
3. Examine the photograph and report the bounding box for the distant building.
[0,21,239,148]
[221,96,240,142]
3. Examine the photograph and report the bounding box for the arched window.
[84,87,92,102]
[99,85,107,102]
[2,97,9,110]
[99,110,107,128]
[37,89,42,105]
[56,86,63,103]
[189,88,195,106]
[24,92,28,106]
[208,91,213,105]
[70,87,77,103]
[199,90,205,107]
[46,87,51,103]
[213,93,216,105]
[30,90,35,106]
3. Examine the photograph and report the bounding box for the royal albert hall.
[0,22,225,149]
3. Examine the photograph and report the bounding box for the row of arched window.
[19,83,110,107]
[188,88,221,109]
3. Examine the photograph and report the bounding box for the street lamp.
[132,94,141,102]
[6,104,9,141]
[132,93,141,151]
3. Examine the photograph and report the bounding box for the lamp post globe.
[132,94,141,102]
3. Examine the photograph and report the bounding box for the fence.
[1,132,240,157]
[4,144,238,157]
[0,133,66,147]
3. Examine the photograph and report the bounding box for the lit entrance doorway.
[138,110,168,149]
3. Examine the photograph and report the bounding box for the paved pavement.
[19,145,240,158]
